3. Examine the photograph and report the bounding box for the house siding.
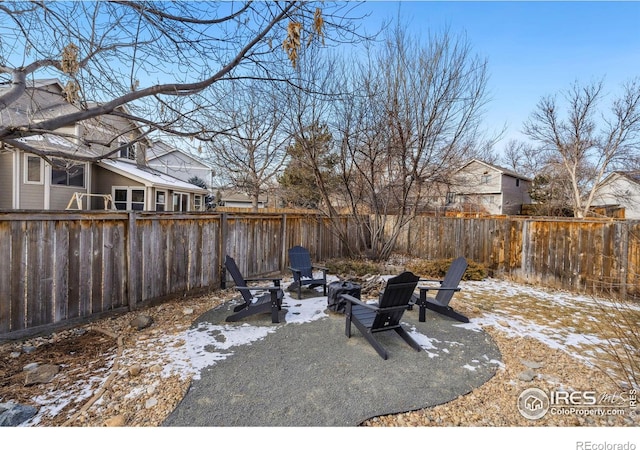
[50,185,86,210]
[451,160,532,216]
[501,175,532,215]
[455,162,502,194]
[593,175,640,219]
[0,152,13,209]
[17,154,44,209]
[452,161,503,214]
[147,150,213,188]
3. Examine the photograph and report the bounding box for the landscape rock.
[130,314,154,330]
[24,364,59,386]
[517,369,537,382]
[0,402,38,427]
[128,364,142,377]
[521,359,544,369]
[103,415,126,427]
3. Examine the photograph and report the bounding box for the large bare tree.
[0,1,364,160]
[205,79,291,211]
[331,27,492,260]
[523,79,640,218]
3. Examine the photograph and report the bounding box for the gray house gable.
[147,140,215,189]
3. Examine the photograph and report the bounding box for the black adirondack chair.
[287,246,328,299]
[224,255,284,324]
[415,256,469,323]
[341,271,422,360]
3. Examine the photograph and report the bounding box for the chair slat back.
[434,257,468,305]
[288,246,313,279]
[225,255,252,303]
[373,271,420,329]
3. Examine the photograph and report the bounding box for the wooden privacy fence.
[0,211,358,339]
[393,215,640,302]
[3,211,639,338]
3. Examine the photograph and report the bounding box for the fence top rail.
[414,213,638,224]
[0,211,130,221]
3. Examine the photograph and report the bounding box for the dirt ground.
[1,280,638,427]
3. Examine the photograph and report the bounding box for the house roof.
[16,133,107,159]
[598,171,640,188]
[98,159,209,193]
[456,159,533,181]
[612,171,640,185]
[1,78,150,153]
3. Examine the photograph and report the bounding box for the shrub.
[406,258,487,281]
[325,258,383,277]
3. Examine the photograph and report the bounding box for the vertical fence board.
[0,222,11,334]
[41,221,55,324]
[25,221,42,327]
[54,221,69,322]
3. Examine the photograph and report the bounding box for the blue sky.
[355,1,640,152]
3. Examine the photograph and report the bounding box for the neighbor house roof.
[456,159,533,181]
[98,159,208,193]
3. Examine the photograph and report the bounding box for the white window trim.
[155,190,167,211]
[194,194,203,211]
[50,158,87,189]
[173,192,190,212]
[112,186,146,211]
[118,140,137,160]
[24,154,44,185]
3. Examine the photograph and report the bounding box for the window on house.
[25,155,43,184]
[155,191,166,211]
[119,141,136,160]
[445,192,456,204]
[51,158,85,187]
[516,178,521,187]
[194,195,203,211]
[173,192,189,211]
[482,172,491,184]
[113,187,145,210]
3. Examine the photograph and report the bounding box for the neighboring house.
[147,140,216,190]
[447,159,532,215]
[215,189,268,209]
[0,79,208,212]
[592,171,640,219]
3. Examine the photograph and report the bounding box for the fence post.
[219,212,228,289]
[619,222,629,301]
[280,213,288,272]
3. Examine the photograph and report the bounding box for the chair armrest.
[236,286,282,292]
[287,267,302,274]
[419,278,444,284]
[245,277,282,284]
[418,286,461,292]
[340,294,379,311]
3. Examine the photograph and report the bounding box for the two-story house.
[447,159,532,215]
[0,79,208,211]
